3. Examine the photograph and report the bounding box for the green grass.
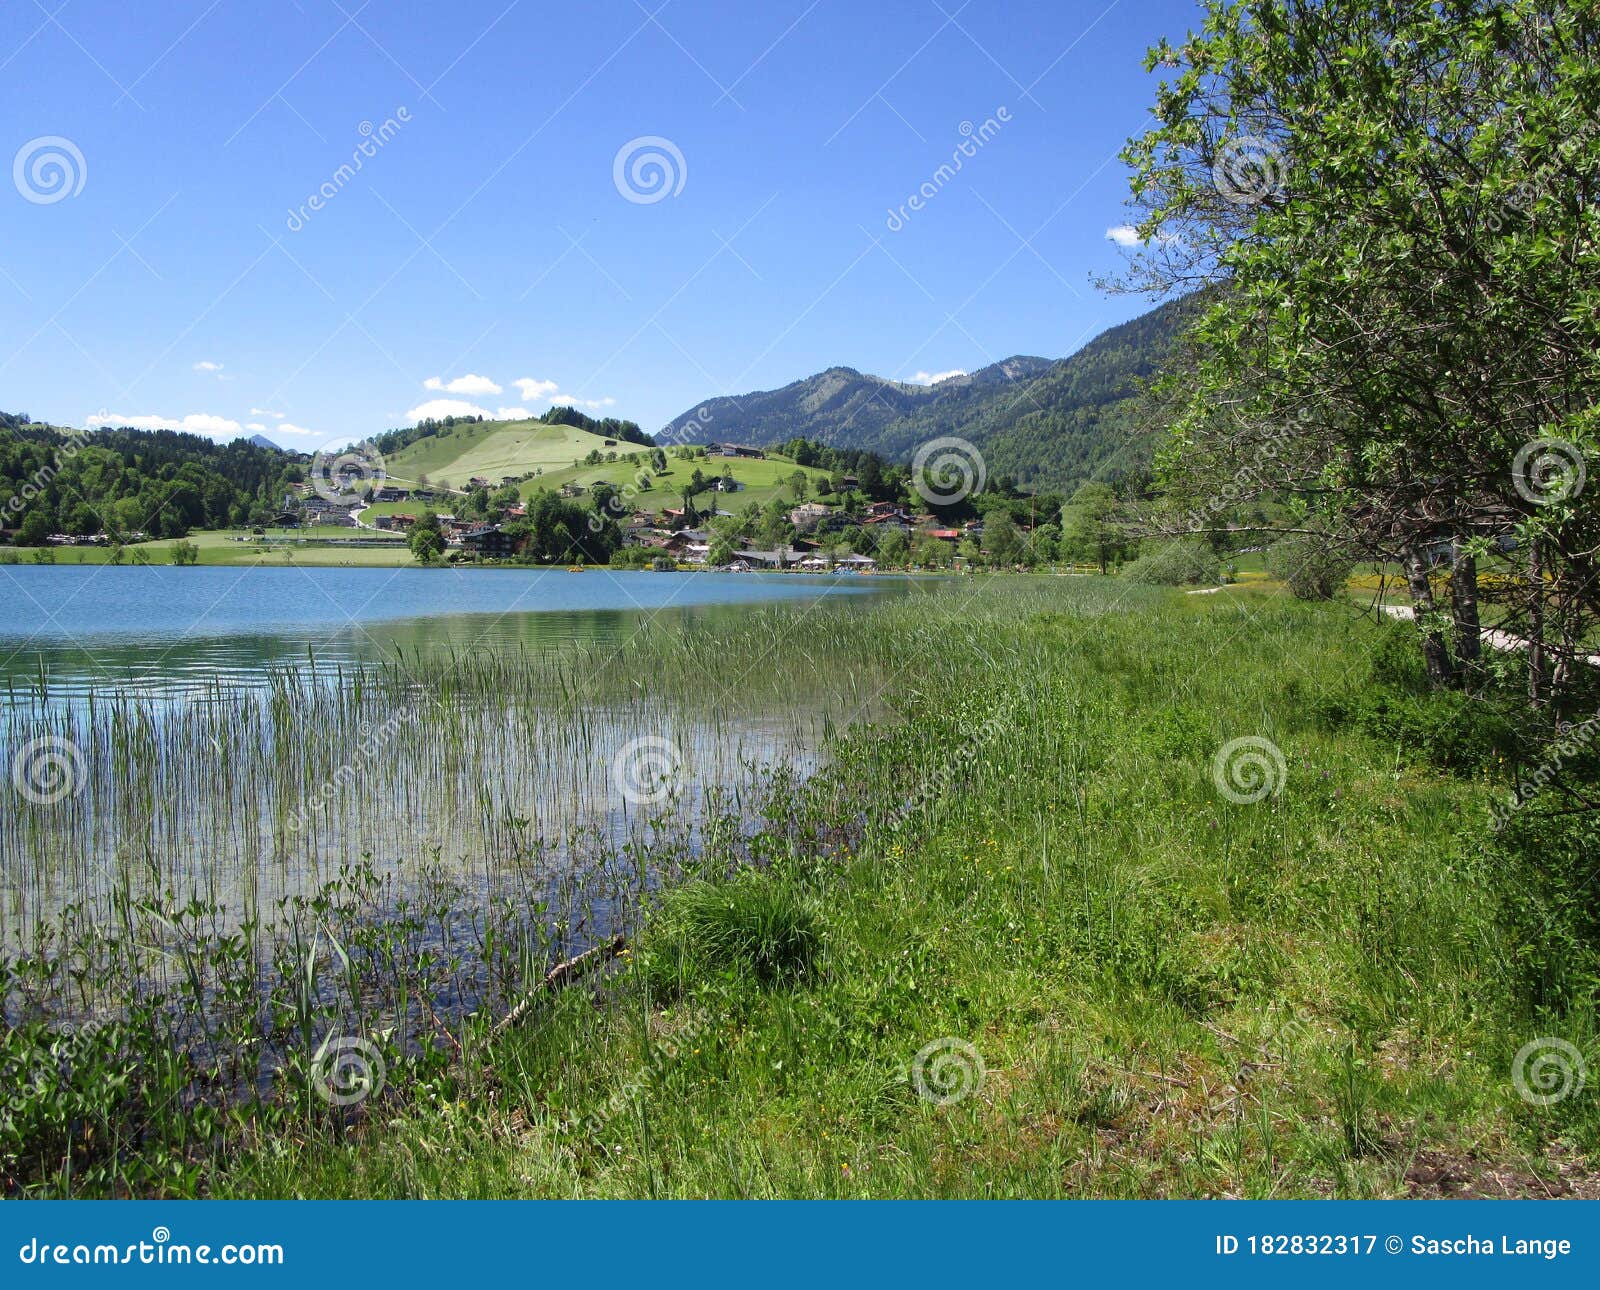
[377,417,837,511]
[525,453,836,514]
[203,581,1594,1198]
[7,577,1594,1198]
[3,529,412,567]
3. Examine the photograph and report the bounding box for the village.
[265,442,991,571]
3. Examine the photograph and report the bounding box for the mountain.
[659,293,1203,489]
[248,433,284,452]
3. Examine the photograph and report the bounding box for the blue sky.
[0,0,1196,448]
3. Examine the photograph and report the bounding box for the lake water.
[0,565,901,699]
[0,566,910,952]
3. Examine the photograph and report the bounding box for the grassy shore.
[5,577,1597,1197]
[235,581,1598,1197]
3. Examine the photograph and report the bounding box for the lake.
[0,566,914,955]
[0,565,903,700]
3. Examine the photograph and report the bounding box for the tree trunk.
[1403,542,1455,688]
[1449,539,1482,673]
[1528,538,1549,707]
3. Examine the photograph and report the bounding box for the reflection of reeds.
[1,599,908,953]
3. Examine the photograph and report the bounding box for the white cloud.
[246,423,267,432]
[549,394,616,409]
[1105,224,1142,247]
[495,406,532,420]
[276,422,318,437]
[405,398,492,422]
[512,377,559,402]
[193,360,224,373]
[423,373,502,396]
[250,407,286,419]
[86,412,244,438]
[910,369,966,385]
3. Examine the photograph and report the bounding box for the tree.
[1265,535,1352,601]
[170,540,200,566]
[1117,0,1600,698]
[983,511,1023,566]
[17,512,51,547]
[409,513,445,564]
[1061,482,1126,573]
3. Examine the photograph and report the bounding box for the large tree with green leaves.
[1117,0,1600,700]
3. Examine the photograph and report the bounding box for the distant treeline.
[0,417,301,543]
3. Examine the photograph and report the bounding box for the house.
[460,524,518,558]
[840,475,860,488]
[499,475,520,486]
[373,515,396,531]
[709,443,766,459]
[373,486,410,502]
[711,477,744,493]
[924,528,961,542]
[734,546,799,568]
[836,553,877,569]
[790,502,832,529]
[467,476,491,490]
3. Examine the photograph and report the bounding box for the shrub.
[1266,535,1353,600]
[638,869,821,995]
[1120,540,1221,587]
